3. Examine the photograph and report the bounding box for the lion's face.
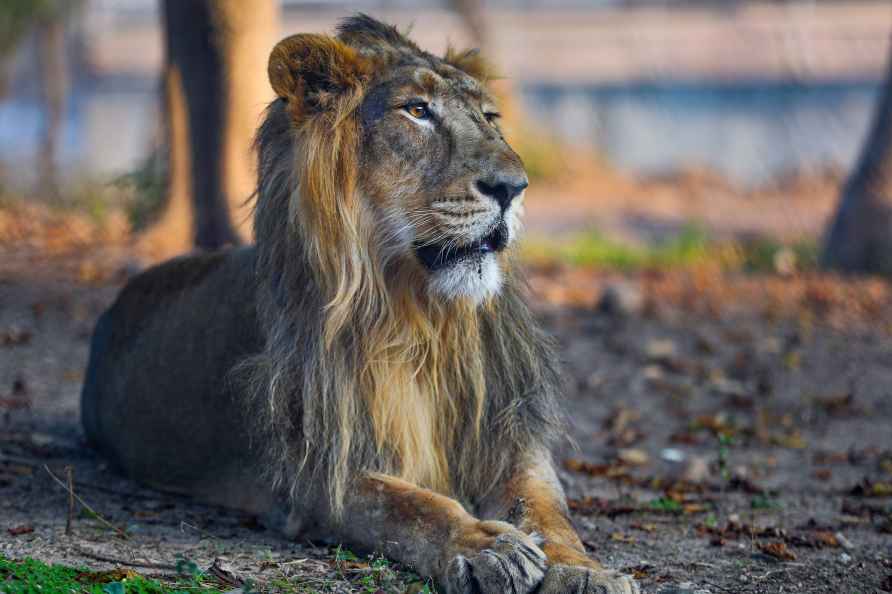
[359,64,527,303]
[267,19,527,303]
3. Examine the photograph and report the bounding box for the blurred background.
[1,0,890,267]
[2,2,892,591]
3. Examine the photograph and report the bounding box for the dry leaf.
[7,525,34,536]
[758,541,796,561]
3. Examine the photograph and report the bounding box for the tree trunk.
[35,15,67,201]
[821,49,892,275]
[140,0,277,258]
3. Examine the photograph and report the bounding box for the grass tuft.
[521,225,819,274]
[0,556,224,594]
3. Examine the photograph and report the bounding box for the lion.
[81,15,638,594]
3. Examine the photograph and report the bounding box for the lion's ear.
[444,46,491,82]
[268,33,371,111]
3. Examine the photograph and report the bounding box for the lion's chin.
[426,252,502,304]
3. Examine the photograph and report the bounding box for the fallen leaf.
[850,479,892,497]
[206,557,243,588]
[682,503,709,514]
[812,531,840,548]
[568,496,637,518]
[564,459,629,479]
[1,326,31,347]
[7,525,33,536]
[617,448,649,466]
[0,398,30,411]
[621,564,653,581]
[758,541,797,561]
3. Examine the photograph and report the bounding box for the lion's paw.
[445,531,547,594]
[537,565,640,594]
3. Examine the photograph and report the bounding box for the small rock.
[660,448,686,463]
[642,365,664,381]
[645,338,677,360]
[839,553,852,564]
[759,336,783,354]
[617,448,649,466]
[834,531,854,551]
[682,455,711,483]
[598,281,644,316]
[773,246,797,276]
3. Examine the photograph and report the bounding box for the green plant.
[114,151,167,231]
[648,497,683,514]
[0,556,225,594]
[521,225,712,270]
[520,223,821,276]
[750,494,780,510]
[717,433,734,484]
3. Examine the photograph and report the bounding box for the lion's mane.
[238,17,564,517]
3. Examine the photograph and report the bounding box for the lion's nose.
[475,176,528,212]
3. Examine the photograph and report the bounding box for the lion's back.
[81,247,269,505]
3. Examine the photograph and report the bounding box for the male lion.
[82,15,638,594]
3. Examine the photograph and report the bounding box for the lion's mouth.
[415,222,509,271]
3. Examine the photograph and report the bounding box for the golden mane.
[247,97,493,514]
[241,22,563,519]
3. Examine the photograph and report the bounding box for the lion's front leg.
[333,473,546,594]
[478,453,640,594]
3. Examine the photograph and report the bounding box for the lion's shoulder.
[106,247,256,338]
[121,250,232,303]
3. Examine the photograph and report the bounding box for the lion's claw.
[445,531,547,594]
[537,565,640,594]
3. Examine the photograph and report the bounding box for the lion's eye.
[405,103,430,119]
[484,112,501,124]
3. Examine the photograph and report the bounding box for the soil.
[1,207,891,593]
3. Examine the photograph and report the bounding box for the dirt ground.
[1,203,892,593]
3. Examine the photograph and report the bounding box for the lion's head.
[265,14,527,304]
[247,15,559,517]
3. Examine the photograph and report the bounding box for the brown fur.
[83,15,639,593]
[237,22,565,517]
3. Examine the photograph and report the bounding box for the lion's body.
[82,240,559,531]
[81,249,278,513]
[82,15,639,593]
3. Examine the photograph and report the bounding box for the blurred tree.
[140,0,278,258]
[821,49,892,275]
[34,12,67,200]
[0,0,79,200]
[0,0,58,64]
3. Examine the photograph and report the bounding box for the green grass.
[647,497,684,514]
[0,556,225,594]
[521,225,712,270]
[521,225,819,273]
[0,553,436,594]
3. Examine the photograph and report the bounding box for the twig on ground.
[65,465,74,536]
[180,521,216,540]
[44,464,128,539]
[71,543,177,571]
